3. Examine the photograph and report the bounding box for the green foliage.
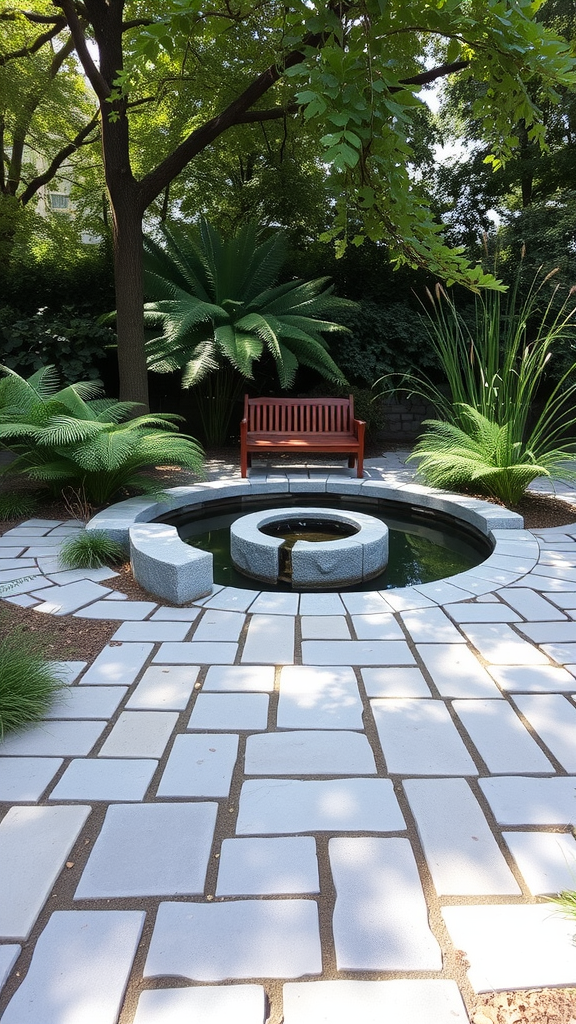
[0,491,39,521]
[0,306,115,382]
[0,365,205,506]
[59,530,126,570]
[391,271,576,503]
[0,627,65,738]
[333,301,436,386]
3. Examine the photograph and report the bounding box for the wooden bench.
[240,395,365,478]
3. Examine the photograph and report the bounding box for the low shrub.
[0,629,65,737]
[59,530,126,569]
[0,491,39,520]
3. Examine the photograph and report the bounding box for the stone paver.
[329,837,442,970]
[75,802,217,897]
[400,607,466,644]
[499,588,568,620]
[0,720,105,756]
[79,642,153,685]
[98,711,178,758]
[301,615,351,639]
[110,620,190,641]
[0,757,63,801]
[193,609,246,642]
[188,692,269,730]
[0,911,144,1024]
[486,664,576,692]
[50,758,157,801]
[277,665,364,729]
[144,900,322,981]
[0,947,20,996]
[132,986,266,1024]
[154,641,237,664]
[361,666,431,697]
[126,665,199,709]
[351,613,405,640]
[502,830,576,895]
[74,599,156,619]
[371,699,478,775]
[44,685,127,719]
[282,980,470,1024]
[479,775,576,824]
[236,778,405,833]
[242,614,295,664]
[460,623,551,664]
[245,730,377,775]
[34,580,112,615]
[512,693,576,771]
[0,805,90,939]
[416,644,502,698]
[302,639,415,665]
[203,665,275,691]
[404,778,520,895]
[452,698,554,773]
[215,837,320,895]
[442,905,576,991]
[157,734,239,797]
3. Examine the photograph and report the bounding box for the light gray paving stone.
[442,905,576,992]
[542,592,576,609]
[479,776,576,824]
[448,573,508,596]
[34,580,112,615]
[464,565,523,587]
[79,642,153,686]
[282,980,470,1024]
[371,698,478,775]
[15,545,62,559]
[0,543,26,555]
[4,593,38,607]
[0,558,36,571]
[330,837,442,971]
[144,900,322,981]
[236,778,405,834]
[446,602,521,623]
[50,758,157,801]
[0,945,20,994]
[414,580,483,603]
[416,644,503,698]
[2,526,51,536]
[132,986,266,1024]
[44,685,127,719]
[487,664,576,692]
[248,592,299,615]
[75,802,218,898]
[126,665,199,709]
[476,594,500,602]
[47,660,87,684]
[460,623,551,664]
[98,710,178,758]
[298,592,345,615]
[193,609,246,642]
[302,640,415,666]
[352,613,405,640]
[499,588,568,620]
[46,567,119,585]
[300,615,351,640]
[188,693,269,730]
[277,666,364,729]
[361,667,431,697]
[532,564,576,581]
[482,553,537,574]
[203,665,275,692]
[0,720,105,756]
[216,837,320,895]
[511,574,576,593]
[404,778,520,895]
[401,607,466,644]
[0,757,63,801]
[541,642,576,663]
[110,620,190,642]
[518,620,576,643]
[383,589,437,610]
[242,615,294,664]
[102,591,127,599]
[0,566,43,586]
[4,578,55,596]
[157,734,239,797]
[203,587,258,612]
[245,730,376,775]
[153,641,237,664]
[502,831,576,895]
[0,910,145,1024]
[0,805,90,940]
[74,599,157,619]
[452,698,553,773]
[150,606,200,620]
[340,591,392,614]
[512,693,576,771]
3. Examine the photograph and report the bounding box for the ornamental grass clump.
[377,269,576,504]
[0,629,65,738]
[59,530,126,570]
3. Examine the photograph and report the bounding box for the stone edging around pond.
[87,475,538,606]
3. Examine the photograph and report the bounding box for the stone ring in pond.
[229,507,389,589]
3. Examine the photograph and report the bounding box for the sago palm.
[142,220,353,443]
[0,365,204,507]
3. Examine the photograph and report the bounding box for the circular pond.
[158,493,492,593]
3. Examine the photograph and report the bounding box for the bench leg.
[348,455,355,468]
[356,451,364,478]
[240,447,248,477]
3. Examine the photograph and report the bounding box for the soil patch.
[472,987,576,1024]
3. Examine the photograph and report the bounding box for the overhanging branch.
[19,110,100,205]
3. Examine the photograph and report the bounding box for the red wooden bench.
[240,395,366,478]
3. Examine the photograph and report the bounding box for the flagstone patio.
[2,451,576,1024]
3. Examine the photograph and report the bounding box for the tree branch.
[0,19,66,66]
[19,110,100,205]
[56,0,111,100]
[122,18,155,30]
[234,103,300,123]
[0,9,63,24]
[401,60,470,87]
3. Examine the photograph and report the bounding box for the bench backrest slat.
[246,396,354,434]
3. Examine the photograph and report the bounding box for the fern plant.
[0,365,204,506]
[143,220,353,443]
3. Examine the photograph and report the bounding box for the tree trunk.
[112,194,149,409]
